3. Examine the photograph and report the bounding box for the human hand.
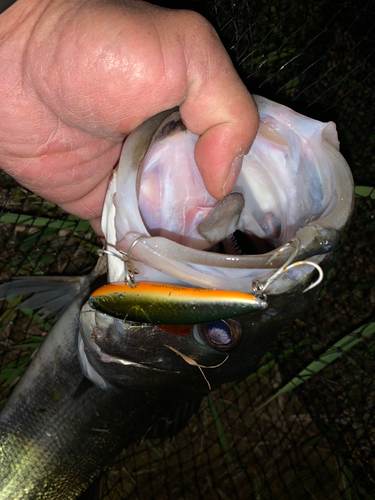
[0,0,258,235]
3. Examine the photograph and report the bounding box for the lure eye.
[193,319,242,351]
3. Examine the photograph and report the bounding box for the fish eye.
[193,319,242,351]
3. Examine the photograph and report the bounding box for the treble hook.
[123,235,147,287]
[253,239,324,298]
[97,235,146,288]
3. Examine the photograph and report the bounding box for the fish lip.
[114,231,327,294]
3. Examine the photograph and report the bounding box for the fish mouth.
[102,97,354,295]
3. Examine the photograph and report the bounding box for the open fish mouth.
[101,95,354,297]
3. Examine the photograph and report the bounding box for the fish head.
[79,283,319,392]
[94,95,354,388]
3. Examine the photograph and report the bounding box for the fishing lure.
[89,282,267,325]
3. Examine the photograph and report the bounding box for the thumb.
[179,15,259,199]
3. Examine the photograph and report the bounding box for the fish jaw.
[78,302,226,391]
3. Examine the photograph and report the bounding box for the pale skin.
[0,0,259,236]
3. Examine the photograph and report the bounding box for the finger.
[89,216,104,239]
[178,13,259,200]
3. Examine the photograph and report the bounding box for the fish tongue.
[197,192,245,245]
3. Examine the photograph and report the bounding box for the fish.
[0,95,354,499]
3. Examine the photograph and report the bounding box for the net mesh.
[1,0,374,499]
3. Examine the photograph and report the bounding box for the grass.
[340,460,362,500]
[0,296,51,390]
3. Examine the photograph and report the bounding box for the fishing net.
[1,0,374,498]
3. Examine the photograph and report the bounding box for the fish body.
[0,96,354,498]
[0,263,203,499]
